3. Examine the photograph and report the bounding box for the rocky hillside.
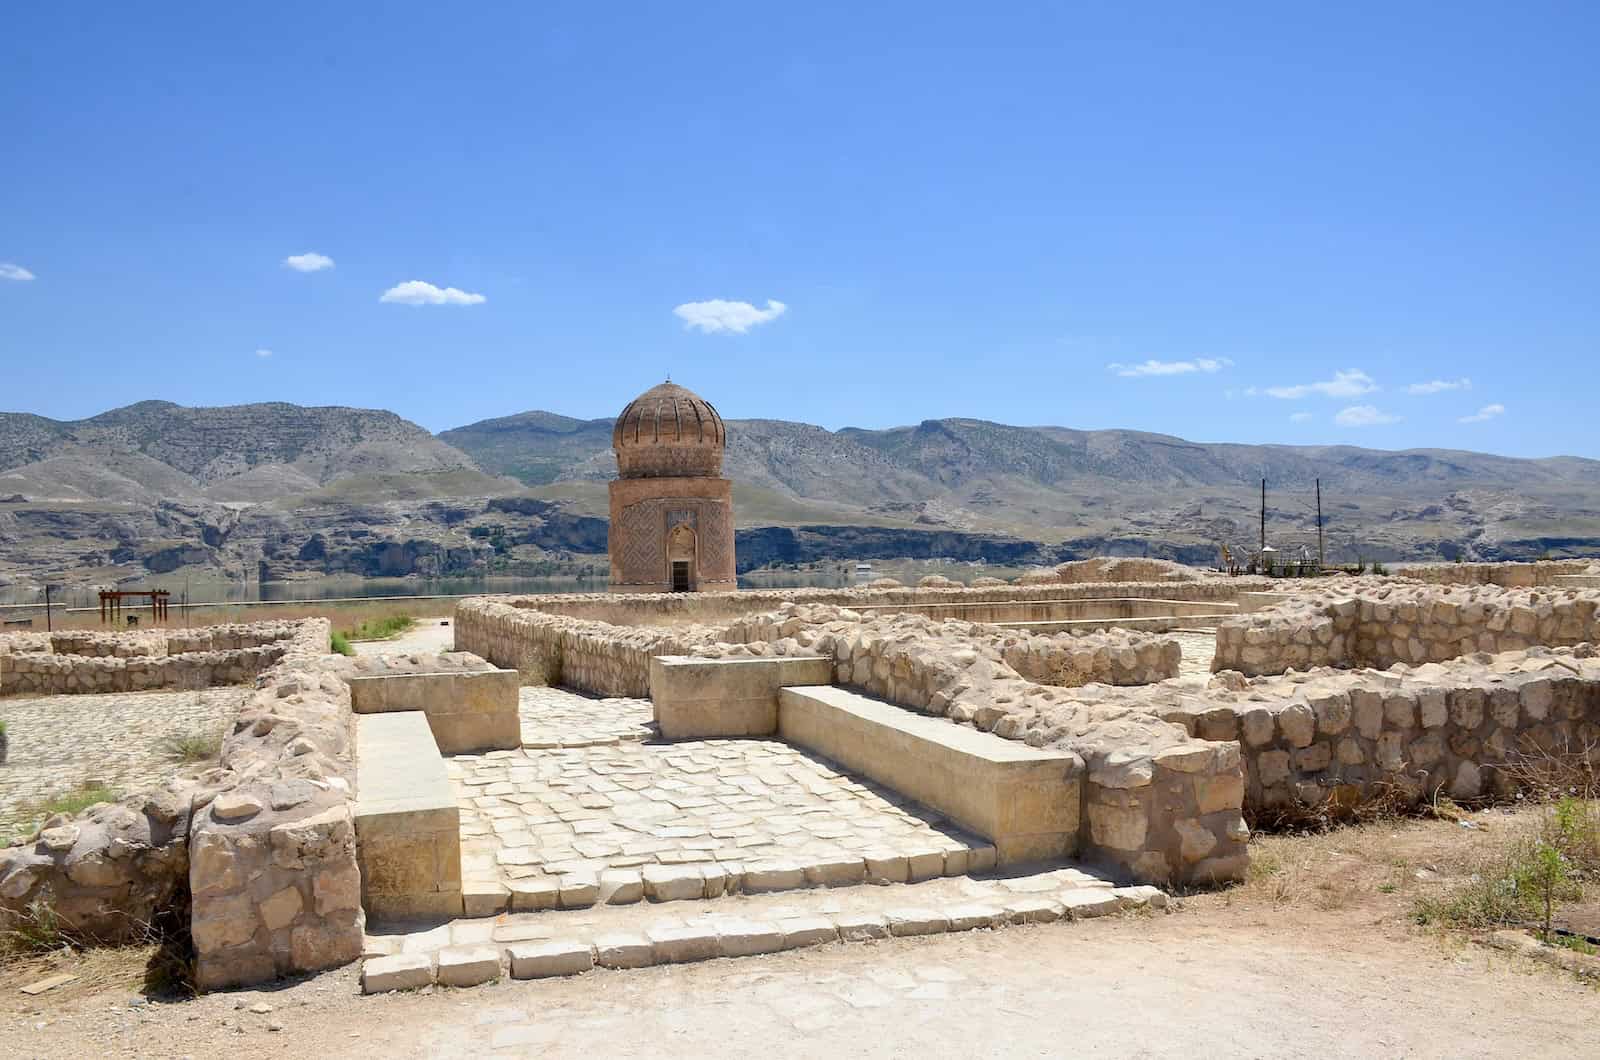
[3,399,1599,593]
[0,401,482,503]
[447,411,1600,564]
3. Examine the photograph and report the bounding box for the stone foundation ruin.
[4,559,1600,995]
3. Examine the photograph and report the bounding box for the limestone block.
[508,940,594,979]
[804,857,866,886]
[1352,690,1384,739]
[1087,802,1146,851]
[1418,690,1448,728]
[643,864,705,902]
[886,907,951,935]
[778,916,841,948]
[647,924,721,964]
[1257,750,1291,787]
[1175,819,1218,863]
[558,871,600,908]
[1278,704,1315,748]
[1058,889,1124,918]
[1240,709,1276,748]
[598,868,644,905]
[713,918,785,957]
[832,911,891,940]
[743,860,806,893]
[1194,772,1245,815]
[594,933,655,969]
[437,946,501,987]
[361,953,434,994]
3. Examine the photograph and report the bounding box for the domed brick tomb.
[607,380,736,593]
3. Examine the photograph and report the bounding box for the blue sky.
[2,3,1596,456]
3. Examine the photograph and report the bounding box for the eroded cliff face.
[0,495,610,589]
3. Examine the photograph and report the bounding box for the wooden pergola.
[99,589,170,625]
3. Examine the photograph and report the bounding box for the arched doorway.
[667,524,697,592]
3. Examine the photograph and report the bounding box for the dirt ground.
[4,807,1598,1058]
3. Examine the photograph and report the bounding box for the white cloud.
[1459,403,1505,424]
[1107,357,1233,378]
[1406,377,1471,395]
[1262,369,1378,400]
[255,348,273,358]
[673,298,787,334]
[283,252,334,273]
[0,263,36,282]
[1289,411,1313,422]
[379,280,486,306]
[1335,405,1402,427]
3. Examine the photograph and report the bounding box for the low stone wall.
[721,604,1182,688]
[493,578,1264,630]
[0,618,366,992]
[454,599,714,696]
[1398,560,1596,588]
[1165,647,1600,818]
[0,621,307,696]
[1020,558,1203,585]
[1,644,290,696]
[1214,582,1600,677]
[696,605,1245,886]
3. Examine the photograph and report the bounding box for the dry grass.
[45,597,454,633]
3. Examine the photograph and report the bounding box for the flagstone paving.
[449,721,985,910]
[517,686,655,748]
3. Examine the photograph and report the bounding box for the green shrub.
[340,615,414,642]
[330,630,355,656]
[159,728,222,763]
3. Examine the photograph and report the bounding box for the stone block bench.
[355,712,463,921]
[650,655,833,739]
[776,686,1083,867]
[348,667,521,754]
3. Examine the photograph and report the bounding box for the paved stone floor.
[518,687,655,748]
[1172,629,1217,679]
[451,693,983,905]
[0,686,241,835]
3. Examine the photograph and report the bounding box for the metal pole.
[1259,479,1266,554]
[44,585,52,632]
[1316,478,1325,569]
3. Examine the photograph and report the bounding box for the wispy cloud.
[1258,369,1378,400]
[283,252,334,273]
[255,348,273,358]
[379,280,486,306]
[0,263,35,282]
[1406,377,1471,395]
[1335,404,1401,427]
[1459,403,1505,424]
[1107,357,1233,378]
[673,298,787,334]
[1289,411,1313,423]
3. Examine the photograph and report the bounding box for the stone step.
[776,685,1082,866]
[453,837,999,919]
[359,866,1165,994]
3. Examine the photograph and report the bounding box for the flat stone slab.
[651,655,834,739]
[362,863,1164,993]
[778,686,1083,866]
[356,712,463,920]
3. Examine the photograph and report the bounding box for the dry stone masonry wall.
[1,621,306,696]
[1214,581,1600,677]
[1170,646,1600,818]
[0,618,367,992]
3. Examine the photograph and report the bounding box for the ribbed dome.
[612,380,726,478]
